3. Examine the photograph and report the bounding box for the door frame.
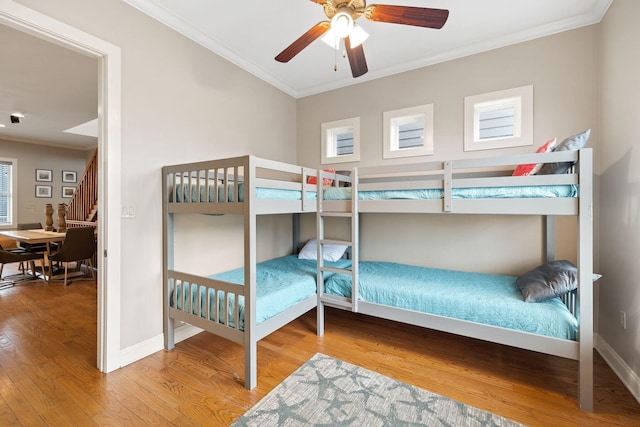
[0,0,122,372]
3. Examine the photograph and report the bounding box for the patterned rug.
[231,353,525,426]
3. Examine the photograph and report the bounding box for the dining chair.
[16,222,58,274]
[0,243,47,288]
[17,222,50,252]
[48,227,96,286]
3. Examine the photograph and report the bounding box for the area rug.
[231,353,525,426]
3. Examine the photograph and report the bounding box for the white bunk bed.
[316,148,594,411]
[162,155,341,389]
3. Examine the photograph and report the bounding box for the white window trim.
[0,157,17,230]
[464,85,533,151]
[321,117,360,164]
[383,104,434,159]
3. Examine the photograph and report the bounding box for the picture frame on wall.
[36,169,53,182]
[62,186,75,198]
[62,170,77,183]
[35,185,52,198]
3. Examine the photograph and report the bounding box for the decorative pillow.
[298,238,348,262]
[537,129,591,175]
[307,169,336,186]
[516,260,578,302]
[512,138,557,176]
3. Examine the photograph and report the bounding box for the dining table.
[0,229,66,254]
[0,229,67,279]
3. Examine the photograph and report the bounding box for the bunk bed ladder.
[317,169,359,335]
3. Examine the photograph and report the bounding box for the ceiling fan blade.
[275,21,331,63]
[365,5,449,29]
[345,36,368,78]
[309,0,326,4]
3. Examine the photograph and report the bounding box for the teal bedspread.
[171,255,351,330]
[324,261,578,340]
[172,182,577,203]
[172,182,317,202]
[323,185,578,200]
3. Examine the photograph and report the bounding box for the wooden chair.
[48,227,96,286]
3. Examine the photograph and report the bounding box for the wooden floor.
[1,271,639,426]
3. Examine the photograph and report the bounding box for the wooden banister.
[65,148,98,229]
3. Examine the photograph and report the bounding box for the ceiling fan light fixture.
[331,8,354,38]
[321,28,340,49]
[349,24,369,48]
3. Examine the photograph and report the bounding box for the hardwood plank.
[0,364,44,427]
[0,265,638,426]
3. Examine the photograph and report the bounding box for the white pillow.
[298,239,348,262]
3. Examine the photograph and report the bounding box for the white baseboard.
[119,323,204,368]
[119,334,164,367]
[595,333,640,404]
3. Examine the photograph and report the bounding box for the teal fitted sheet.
[172,182,317,203]
[172,177,577,203]
[171,255,352,330]
[323,185,578,200]
[324,261,578,340]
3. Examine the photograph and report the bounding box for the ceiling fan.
[275,0,449,78]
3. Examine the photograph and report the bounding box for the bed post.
[292,213,300,254]
[244,156,258,389]
[162,167,175,350]
[351,167,359,313]
[317,172,325,337]
[577,148,594,411]
[544,216,555,263]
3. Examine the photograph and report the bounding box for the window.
[383,104,434,159]
[321,117,360,164]
[464,85,533,151]
[478,105,515,140]
[0,158,17,229]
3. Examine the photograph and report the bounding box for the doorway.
[0,0,121,372]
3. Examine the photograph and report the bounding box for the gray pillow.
[516,260,578,302]
[537,129,591,175]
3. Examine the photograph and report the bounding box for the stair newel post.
[45,204,54,231]
[57,204,67,233]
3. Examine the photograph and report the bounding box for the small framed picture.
[62,186,75,198]
[35,185,52,198]
[36,169,53,182]
[62,170,77,183]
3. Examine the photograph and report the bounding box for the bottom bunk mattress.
[324,261,578,340]
[171,255,352,330]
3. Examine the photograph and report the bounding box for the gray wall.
[16,0,298,349]
[297,26,600,275]
[599,0,640,391]
[0,139,90,227]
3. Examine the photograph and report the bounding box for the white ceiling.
[0,0,611,149]
[0,24,98,150]
[124,0,612,98]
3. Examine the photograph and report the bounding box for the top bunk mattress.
[171,255,351,329]
[324,261,578,340]
[323,185,578,201]
[171,182,318,203]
